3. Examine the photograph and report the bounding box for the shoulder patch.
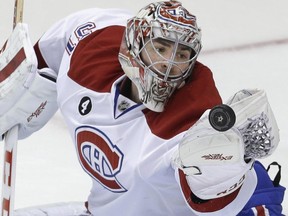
[68,26,125,93]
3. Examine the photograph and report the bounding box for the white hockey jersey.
[34,8,257,216]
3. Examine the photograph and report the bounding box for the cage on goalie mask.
[118,1,202,112]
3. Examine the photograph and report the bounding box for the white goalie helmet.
[118,1,202,112]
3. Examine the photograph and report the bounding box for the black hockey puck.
[208,104,236,132]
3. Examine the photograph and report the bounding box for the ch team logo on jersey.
[76,126,127,193]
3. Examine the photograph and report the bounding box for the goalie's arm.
[172,89,279,215]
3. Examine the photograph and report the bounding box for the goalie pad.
[0,23,58,139]
[172,89,279,200]
[0,23,37,115]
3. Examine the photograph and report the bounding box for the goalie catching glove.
[0,23,58,140]
[172,89,279,200]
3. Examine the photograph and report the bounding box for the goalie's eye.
[175,49,191,62]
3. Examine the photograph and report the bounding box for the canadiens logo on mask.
[158,3,197,28]
[75,126,127,192]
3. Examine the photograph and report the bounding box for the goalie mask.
[118,1,202,112]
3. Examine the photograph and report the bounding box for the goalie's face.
[127,37,194,111]
[140,37,193,83]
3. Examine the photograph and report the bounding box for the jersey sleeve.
[33,8,132,73]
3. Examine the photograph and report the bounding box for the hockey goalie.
[0,1,285,215]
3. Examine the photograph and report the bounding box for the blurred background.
[1,0,287,213]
